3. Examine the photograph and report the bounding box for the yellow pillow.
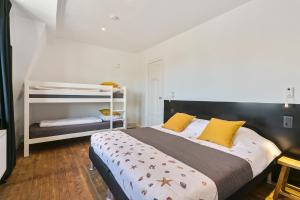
[101,82,119,88]
[198,118,245,148]
[162,113,195,132]
[99,109,120,116]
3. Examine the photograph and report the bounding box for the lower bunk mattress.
[29,120,123,139]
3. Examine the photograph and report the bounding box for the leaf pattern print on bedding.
[91,131,218,200]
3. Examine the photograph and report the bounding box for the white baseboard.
[0,130,7,180]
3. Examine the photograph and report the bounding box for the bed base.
[106,189,115,200]
[89,146,277,200]
[89,147,129,200]
[89,161,95,171]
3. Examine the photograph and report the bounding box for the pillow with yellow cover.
[99,109,121,121]
[99,109,120,116]
[198,118,245,148]
[100,82,119,88]
[162,113,195,132]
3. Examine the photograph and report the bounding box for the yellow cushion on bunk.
[100,82,119,88]
[198,118,245,148]
[99,109,120,116]
[162,113,195,132]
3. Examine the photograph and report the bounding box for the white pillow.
[40,117,102,127]
[183,119,209,138]
[99,113,121,121]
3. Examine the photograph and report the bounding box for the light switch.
[283,116,293,129]
[171,91,175,99]
[286,87,294,98]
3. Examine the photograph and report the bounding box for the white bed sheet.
[31,85,123,93]
[31,85,101,92]
[40,117,102,127]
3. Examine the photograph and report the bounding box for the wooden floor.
[0,137,293,200]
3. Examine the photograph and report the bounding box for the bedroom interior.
[1,0,300,200]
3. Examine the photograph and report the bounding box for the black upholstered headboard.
[164,100,300,156]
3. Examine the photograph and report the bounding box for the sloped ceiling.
[56,0,251,52]
[13,0,58,30]
[13,0,252,52]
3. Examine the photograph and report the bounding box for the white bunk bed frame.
[24,81,127,157]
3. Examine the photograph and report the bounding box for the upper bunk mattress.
[29,91,123,99]
[30,120,123,139]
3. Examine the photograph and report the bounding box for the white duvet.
[31,85,122,93]
[40,117,102,127]
[91,120,281,200]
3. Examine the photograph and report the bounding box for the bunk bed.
[24,81,127,157]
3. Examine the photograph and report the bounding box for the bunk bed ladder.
[24,81,30,157]
[123,87,127,129]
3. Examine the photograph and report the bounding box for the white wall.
[141,0,300,124]
[10,4,47,145]
[29,39,144,126]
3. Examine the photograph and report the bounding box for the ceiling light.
[101,27,106,31]
[110,14,120,21]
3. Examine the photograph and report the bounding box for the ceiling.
[22,0,252,52]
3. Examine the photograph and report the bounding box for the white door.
[148,59,164,126]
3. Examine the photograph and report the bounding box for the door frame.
[146,57,164,126]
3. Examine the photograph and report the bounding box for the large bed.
[89,100,300,200]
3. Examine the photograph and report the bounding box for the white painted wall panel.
[141,0,300,125]
[29,39,144,127]
[10,4,48,145]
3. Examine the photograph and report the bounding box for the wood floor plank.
[0,137,287,200]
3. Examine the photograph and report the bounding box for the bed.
[28,82,124,98]
[24,81,127,157]
[30,120,124,139]
[29,90,124,99]
[89,100,300,200]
